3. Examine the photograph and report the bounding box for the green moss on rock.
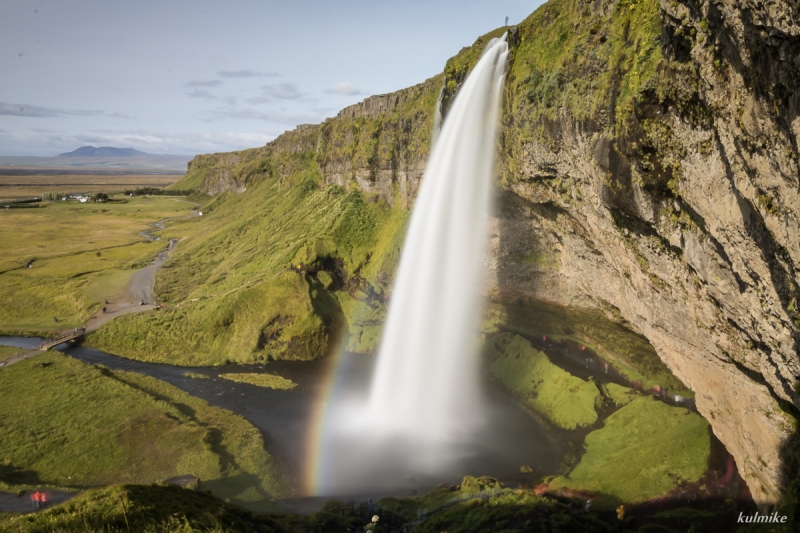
[549,396,710,503]
[486,333,601,429]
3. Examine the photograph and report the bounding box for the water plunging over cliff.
[368,34,508,446]
[316,35,509,494]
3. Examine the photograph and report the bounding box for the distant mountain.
[58,146,149,157]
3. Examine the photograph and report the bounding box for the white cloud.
[324,82,362,96]
[259,83,302,100]
[188,89,217,100]
[203,107,328,125]
[245,96,271,105]
[184,79,222,87]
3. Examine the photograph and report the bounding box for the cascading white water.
[316,35,509,494]
[368,35,509,450]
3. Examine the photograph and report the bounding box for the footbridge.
[39,328,85,351]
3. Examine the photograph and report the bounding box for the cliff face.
[489,0,800,505]
[175,0,799,505]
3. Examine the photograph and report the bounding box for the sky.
[1,0,546,157]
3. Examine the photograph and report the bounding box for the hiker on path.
[584,499,592,512]
[40,492,47,509]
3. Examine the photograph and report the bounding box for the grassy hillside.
[0,484,296,533]
[0,352,291,508]
[88,154,405,365]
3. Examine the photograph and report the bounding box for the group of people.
[29,490,47,510]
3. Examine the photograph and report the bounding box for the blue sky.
[1,0,545,156]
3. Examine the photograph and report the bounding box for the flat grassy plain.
[0,352,291,508]
[0,195,194,334]
[0,169,180,200]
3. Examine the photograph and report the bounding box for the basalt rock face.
[185,78,442,208]
[491,0,800,505]
[178,0,800,505]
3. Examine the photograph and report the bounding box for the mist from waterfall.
[316,35,509,495]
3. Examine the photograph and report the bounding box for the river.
[0,336,563,500]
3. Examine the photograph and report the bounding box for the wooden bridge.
[39,328,85,351]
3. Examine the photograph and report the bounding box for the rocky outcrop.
[488,0,800,506]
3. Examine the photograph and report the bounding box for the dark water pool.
[0,337,563,498]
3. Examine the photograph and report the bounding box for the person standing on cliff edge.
[505,15,509,25]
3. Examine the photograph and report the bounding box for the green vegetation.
[0,345,26,362]
[507,0,663,130]
[484,298,692,394]
[0,196,194,334]
[549,396,710,503]
[219,373,297,390]
[0,484,295,533]
[603,383,638,407]
[89,153,405,365]
[0,352,291,508]
[183,371,210,379]
[486,333,601,429]
[413,490,612,533]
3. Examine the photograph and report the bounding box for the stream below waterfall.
[0,336,564,500]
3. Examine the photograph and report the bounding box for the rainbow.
[302,342,350,496]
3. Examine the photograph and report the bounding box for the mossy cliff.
[96,0,800,507]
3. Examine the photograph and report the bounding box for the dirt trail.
[83,201,199,333]
[83,236,178,333]
[1,201,199,367]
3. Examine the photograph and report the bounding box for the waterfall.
[316,35,508,494]
[367,34,508,452]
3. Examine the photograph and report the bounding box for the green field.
[0,196,194,334]
[0,345,27,362]
[0,352,291,509]
[486,333,601,430]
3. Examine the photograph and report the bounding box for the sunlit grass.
[0,352,292,507]
[486,333,601,429]
[219,373,297,390]
[549,396,710,503]
[0,196,194,333]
